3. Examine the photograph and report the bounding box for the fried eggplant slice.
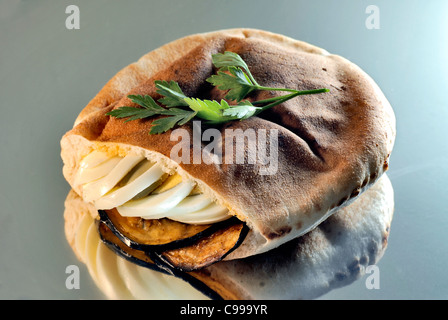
[155,221,249,272]
[99,209,235,251]
[99,208,249,272]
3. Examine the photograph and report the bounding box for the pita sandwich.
[60,28,395,291]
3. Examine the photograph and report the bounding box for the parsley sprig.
[106,51,329,134]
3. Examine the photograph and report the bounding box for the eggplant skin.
[97,221,167,274]
[97,220,224,300]
[99,209,241,251]
[154,222,249,272]
[99,209,249,271]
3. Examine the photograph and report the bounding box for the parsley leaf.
[155,80,189,107]
[106,95,164,121]
[206,66,256,102]
[184,98,261,124]
[211,51,259,86]
[106,106,155,122]
[149,108,197,134]
[222,100,260,120]
[106,94,197,134]
[127,94,165,110]
[184,98,229,122]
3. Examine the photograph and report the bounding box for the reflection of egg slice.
[75,212,92,259]
[116,256,152,299]
[119,252,208,300]
[84,222,101,288]
[96,240,134,299]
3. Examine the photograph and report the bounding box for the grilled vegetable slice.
[155,221,249,272]
[99,209,238,251]
[98,211,248,272]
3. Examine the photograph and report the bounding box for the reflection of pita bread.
[64,174,394,300]
[61,28,396,259]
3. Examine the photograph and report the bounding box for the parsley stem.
[252,88,329,106]
[251,92,298,105]
[245,72,260,87]
[253,88,329,115]
[255,86,299,93]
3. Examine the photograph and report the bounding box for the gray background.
[1,0,447,299]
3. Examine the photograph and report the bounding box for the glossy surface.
[1,0,447,299]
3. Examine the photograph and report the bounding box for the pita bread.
[60,28,396,259]
[63,174,393,300]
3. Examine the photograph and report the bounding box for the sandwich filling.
[71,149,249,272]
[74,150,230,225]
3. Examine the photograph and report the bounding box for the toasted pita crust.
[60,28,395,259]
[63,174,393,300]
